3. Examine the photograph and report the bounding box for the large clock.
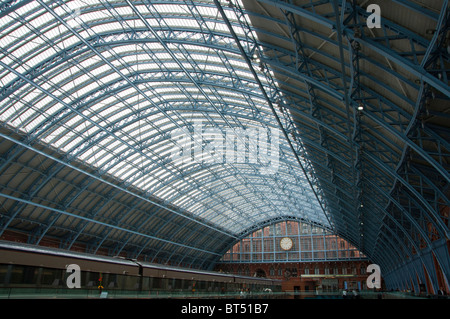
[280,237,293,251]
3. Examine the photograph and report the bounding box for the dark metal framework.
[0,0,448,292]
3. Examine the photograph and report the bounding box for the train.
[0,241,281,298]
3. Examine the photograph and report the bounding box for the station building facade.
[215,220,376,293]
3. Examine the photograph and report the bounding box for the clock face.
[280,237,293,251]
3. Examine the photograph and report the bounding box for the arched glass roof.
[0,0,449,290]
[0,0,330,237]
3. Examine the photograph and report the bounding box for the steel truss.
[232,0,449,292]
[0,0,448,289]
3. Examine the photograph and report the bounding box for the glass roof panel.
[0,0,329,235]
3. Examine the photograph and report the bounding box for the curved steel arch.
[0,0,328,262]
[235,0,449,291]
[0,0,448,289]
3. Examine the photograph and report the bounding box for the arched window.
[278,267,283,276]
[220,221,367,263]
[269,266,275,276]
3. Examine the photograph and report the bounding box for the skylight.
[0,0,330,234]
